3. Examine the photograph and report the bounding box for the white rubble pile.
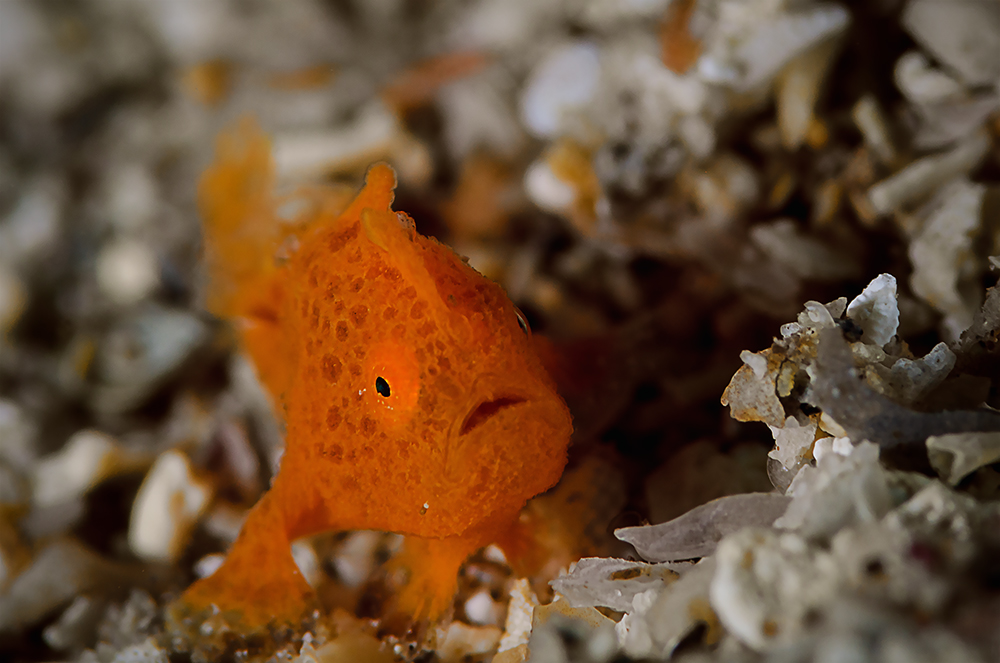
[565,470,995,659]
[721,272,990,482]
[515,0,852,226]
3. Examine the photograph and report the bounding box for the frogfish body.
[178,121,573,628]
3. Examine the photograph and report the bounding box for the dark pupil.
[375,376,391,397]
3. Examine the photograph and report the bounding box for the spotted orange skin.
[180,121,572,628]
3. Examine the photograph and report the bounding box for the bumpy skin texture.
[181,122,572,628]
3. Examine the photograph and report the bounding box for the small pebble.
[520,42,601,138]
[96,237,160,305]
[32,430,151,508]
[128,450,213,563]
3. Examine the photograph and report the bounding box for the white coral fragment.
[705,2,850,91]
[722,350,785,427]
[768,416,818,472]
[32,430,151,508]
[908,178,985,341]
[552,558,678,613]
[903,0,1000,87]
[519,42,601,138]
[775,36,841,150]
[617,493,791,563]
[618,557,717,659]
[710,528,840,651]
[927,431,1000,486]
[846,273,899,348]
[867,131,989,216]
[749,219,860,281]
[497,578,538,653]
[884,341,955,404]
[128,450,212,563]
[811,436,853,463]
[894,51,965,106]
[775,441,892,540]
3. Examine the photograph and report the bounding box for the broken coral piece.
[32,430,153,508]
[845,273,898,348]
[902,0,1000,87]
[128,450,213,564]
[767,415,818,475]
[774,441,892,540]
[551,558,680,613]
[908,178,985,341]
[721,349,785,428]
[497,578,538,656]
[710,528,840,651]
[0,539,166,635]
[616,493,791,563]
[809,327,1000,449]
[866,130,988,217]
[617,557,718,660]
[926,431,1000,486]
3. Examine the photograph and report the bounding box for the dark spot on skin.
[326,407,341,431]
[347,248,363,263]
[361,417,376,436]
[336,321,349,342]
[375,376,390,397]
[322,354,342,383]
[350,364,362,377]
[352,278,364,292]
[383,306,397,320]
[351,305,368,328]
[411,300,427,319]
[328,224,358,253]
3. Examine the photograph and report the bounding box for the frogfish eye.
[515,308,530,335]
[375,376,391,397]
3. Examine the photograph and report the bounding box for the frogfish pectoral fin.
[169,491,317,632]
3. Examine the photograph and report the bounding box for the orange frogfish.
[178,120,573,629]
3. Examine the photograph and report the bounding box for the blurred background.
[1,0,1000,661]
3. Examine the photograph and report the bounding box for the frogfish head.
[285,164,572,538]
